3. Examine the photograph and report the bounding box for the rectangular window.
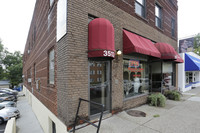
[162,62,173,88]
[34,63,36,82]
[185,72,189,84]
[97,63,102,67]
[97,78,102,82]
[27,68,32,86]
[56,0,67,41]
[155,4,162,28]
[90,70,95,75]
[89,62,95,67]
[50,0,54,7]
[97,70,102,75]
[90,78,94,83]
[52,121,56,133]
[171,18,175,37]
[135,0,146,18]
[123,59,149,98]
[49,49,55,84]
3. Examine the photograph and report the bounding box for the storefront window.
[123,59,149,98]
[185,72,189,84]
[162,62,173,88]
[185,72,193,84]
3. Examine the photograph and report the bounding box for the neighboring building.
[178,52,200,92]
[0,80,10,88]
[23,0,182,132]
[179,34,200,53]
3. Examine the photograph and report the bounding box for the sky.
[178,0,200,39]
[0,0,36,53]
[0,0,200,53]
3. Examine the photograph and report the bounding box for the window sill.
[155,26,164,33]
[47,84,55,88]
[135,14,149,23]
[171,35,177,40]
[123,92,149,102]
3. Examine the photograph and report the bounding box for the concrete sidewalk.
[75,88,200,133]
[16,93,44,133]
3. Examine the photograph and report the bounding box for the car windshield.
[0,106,5,110]
[0,93,8,97]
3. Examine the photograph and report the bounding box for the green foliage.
[148,93,166,107]
[193,34,200,55]
[153,114,160,117]
[164,90,181,101]
[8,63,23,88]
[0,39,23,87]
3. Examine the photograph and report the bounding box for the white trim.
[23,86,67,133]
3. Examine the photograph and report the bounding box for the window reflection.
[123,59,149,98]
[135,0,145,18]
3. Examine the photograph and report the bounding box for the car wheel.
[0,117,4,125]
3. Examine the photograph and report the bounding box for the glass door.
[150,62,162,92]
[89,61,111,116]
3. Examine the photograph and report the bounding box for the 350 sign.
[103,50,115,58]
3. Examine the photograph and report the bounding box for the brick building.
[23,0,182,132]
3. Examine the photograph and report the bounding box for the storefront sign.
[128,59,144,73]
[103,50,115,58]
[129,59,140,68]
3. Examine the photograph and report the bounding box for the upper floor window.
[155,4,162,28]
[57,0,67,41]
[135,0,146,18]
[171,18,175,37]
[90,70,95,75]
[49,49,55,84]
[50,0,54,7]
[34,63,36,82]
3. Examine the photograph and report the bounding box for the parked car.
[0,101,16,107]
[0,93,15,102]
[1,88,18,95]
[0,105,20,124]
[0,89,18,101]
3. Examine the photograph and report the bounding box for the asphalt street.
[0,122,6,133]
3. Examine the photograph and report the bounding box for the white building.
[178,52,200,92]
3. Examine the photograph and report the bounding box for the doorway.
[89,61,111,116]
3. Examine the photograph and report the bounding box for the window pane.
[171,19,175,37]
[50,0,54,7]
[57,0,67,41]
[155,5,161,18]
[155,17,161,28]
[49,49,55,84]
[135,2,143,16]
[136,0,144,5]
[123,59,149,98]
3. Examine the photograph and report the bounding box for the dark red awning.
[123,30,161,58]
[88,18,115,58]
[175,53,184,63]
[155,43,178,60]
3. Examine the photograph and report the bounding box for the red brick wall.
[23,0,58,116]
[23,0,178,127]
[106,0,178,41]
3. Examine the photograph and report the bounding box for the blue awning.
[185,53,200,71]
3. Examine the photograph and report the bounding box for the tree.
[0,40,4,80]
[8,63,23,88]
[2,51,23,88]
[0,39,23,87]
[193,34,200,55]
